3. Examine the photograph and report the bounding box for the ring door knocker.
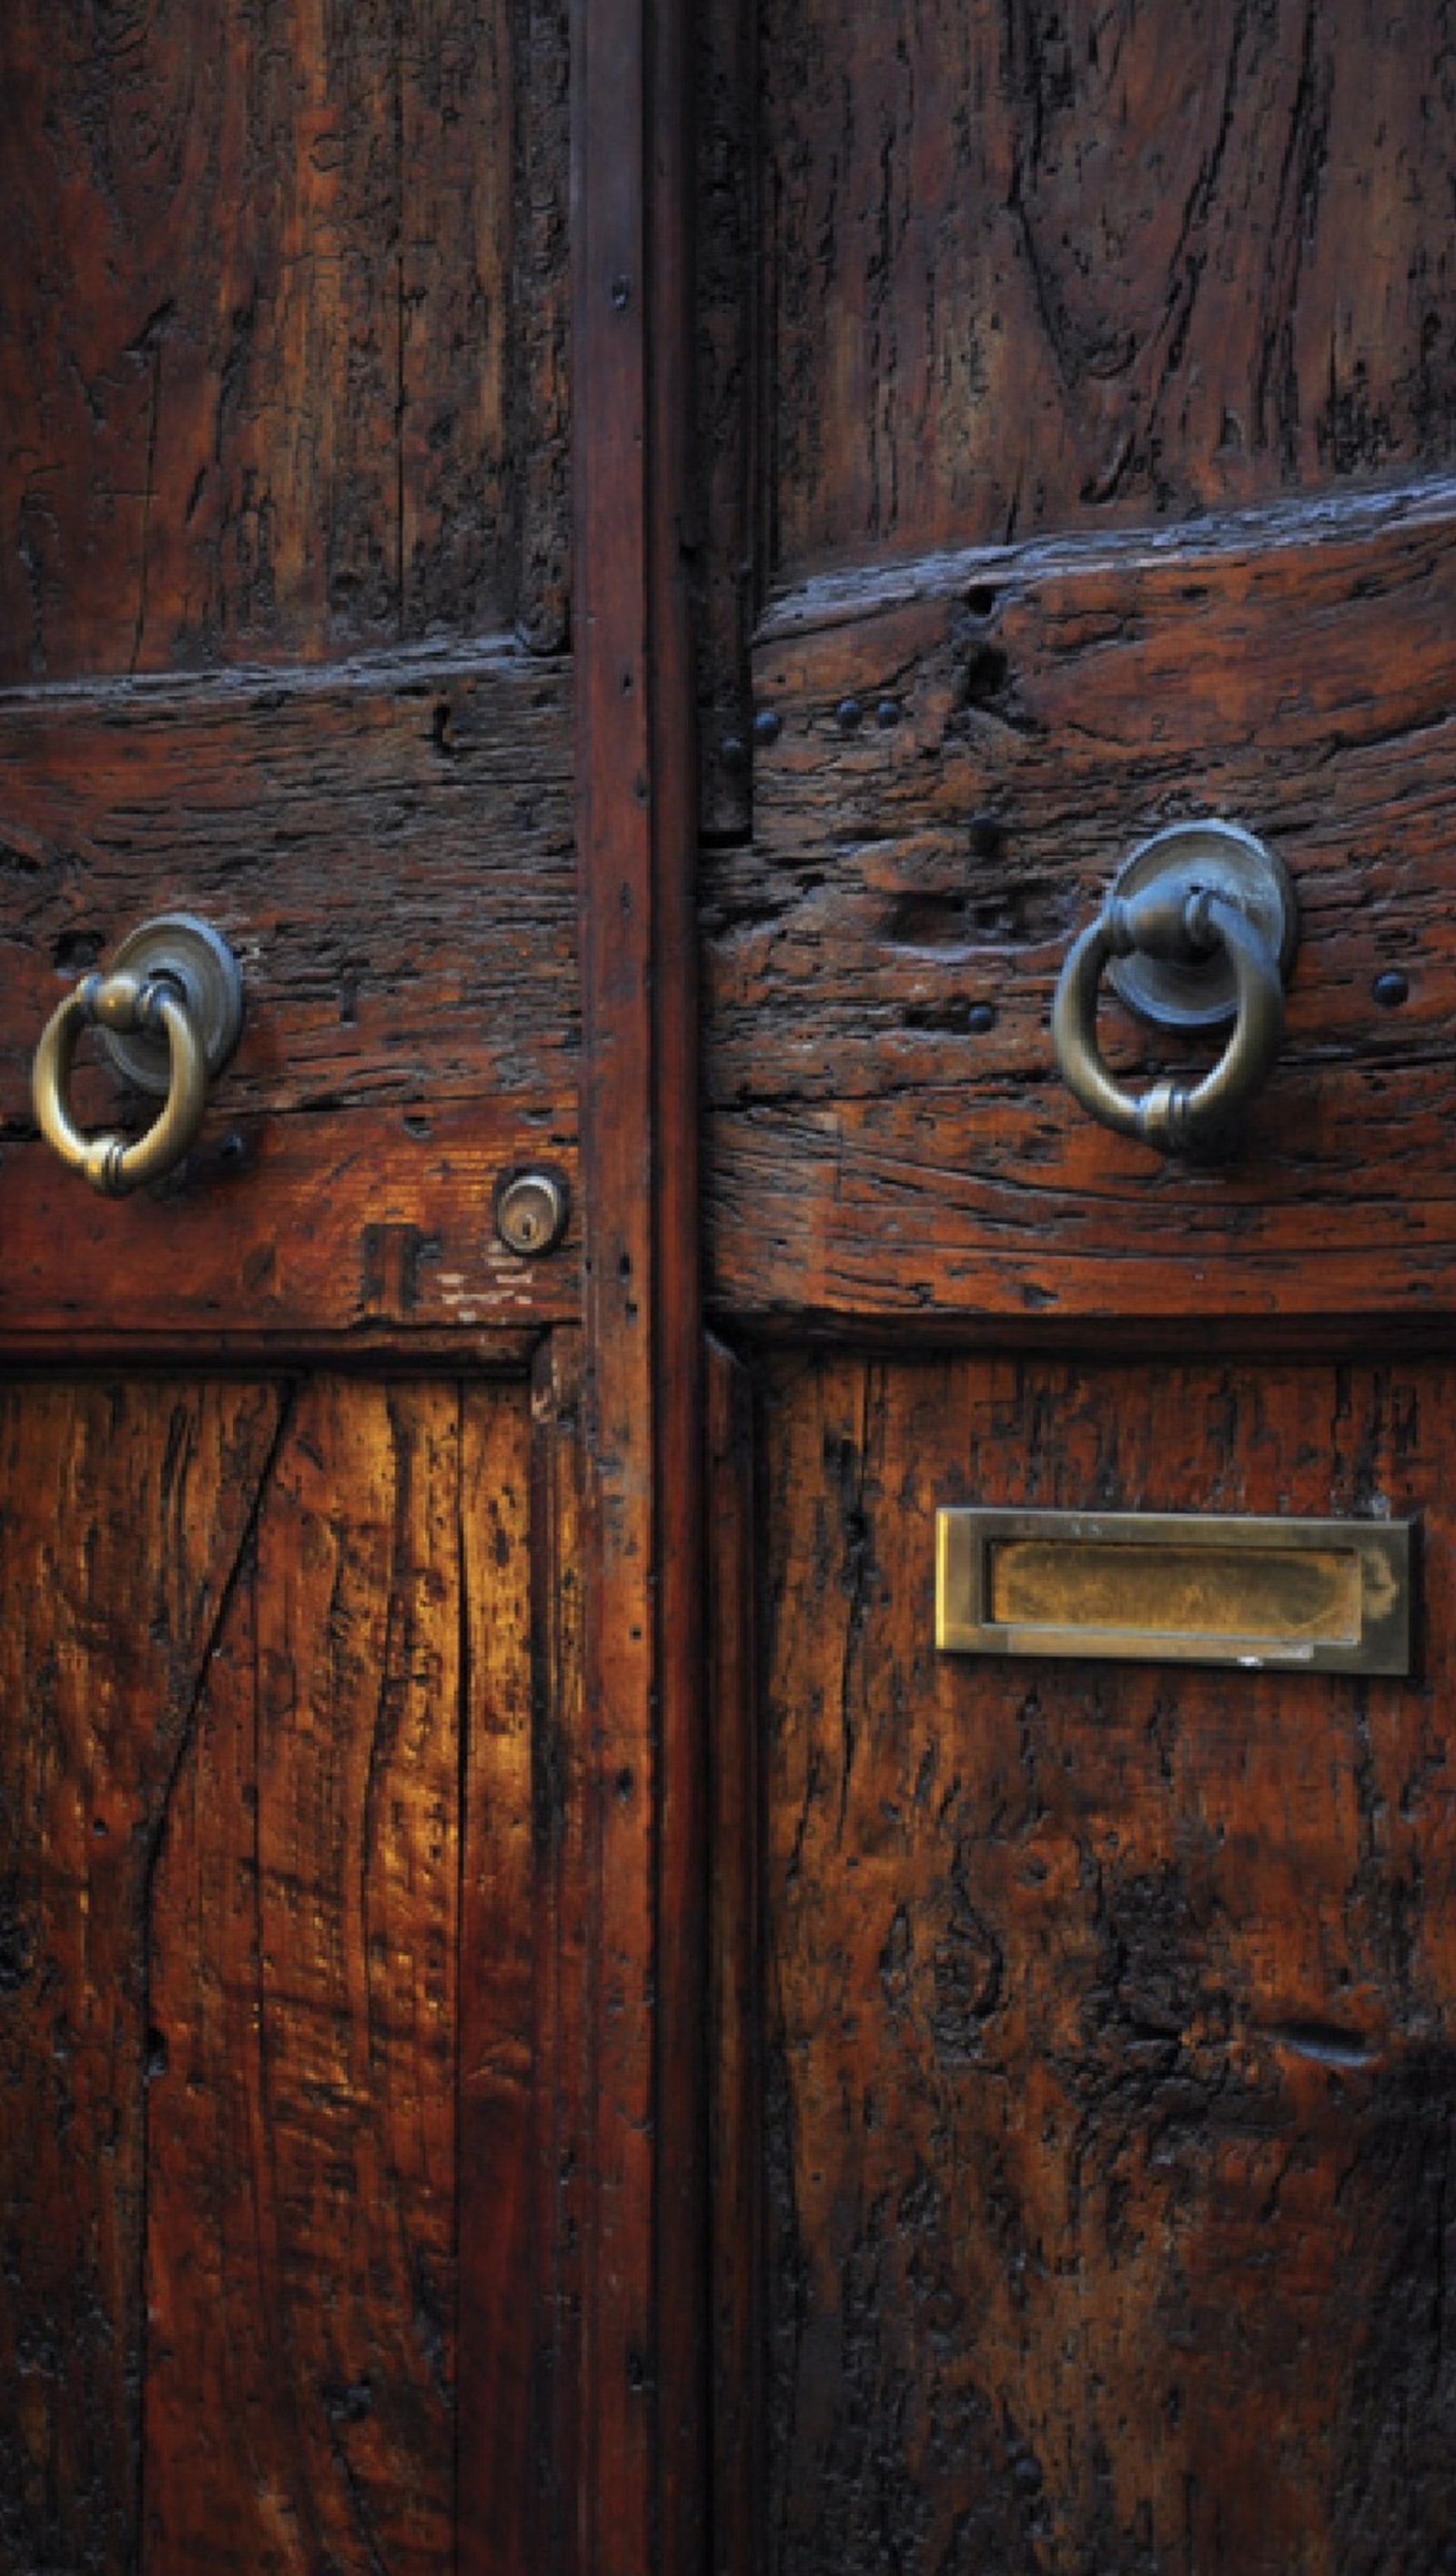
[32,914,245,1197]
[1051,822,1299,1155]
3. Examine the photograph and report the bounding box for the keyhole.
[494,1168,570,1258]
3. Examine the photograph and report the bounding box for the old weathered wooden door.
[10,7,1456,2575]
[0,5,701,2572]
[701,6,1456,2572]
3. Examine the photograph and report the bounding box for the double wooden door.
[5,5,1456,2572]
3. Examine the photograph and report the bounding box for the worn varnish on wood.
[0,0,571,680]
[0,1374,545,2571]
[0,0,580,1354]
[758,4,1456,582]
[758,1351,1456,2576]
[0,645,577,1345]
[705,484,1456,1327]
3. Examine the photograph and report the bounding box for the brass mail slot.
[935,1509,1412,1673]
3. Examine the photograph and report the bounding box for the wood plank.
[0,643,573,1125]
[0,642,577,1346]
[706,1340,763,2576]
[0,1378,283,2574]
[573,0,704,2561]
[0,0,532,682]
[510,0,573,652]
[706,486,1456,1326]
[528,1329,590,2571]
[457,1378,537,2576]
[2,1101,576,1349]
[145,1377,471,2571]
[757,1350,1456,2576]
[757,1,1456,584]
[694,0,755,837]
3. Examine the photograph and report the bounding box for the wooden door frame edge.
[571,0,705,2569]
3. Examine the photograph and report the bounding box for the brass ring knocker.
[1051,823,1298,1155]
[32,914,245,1197]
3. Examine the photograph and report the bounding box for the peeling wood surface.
[0,644,576,1345]
[758,1350,1456,2576]
[705,488,1456,1325]
[759,2,1456,587]
[0,0,571,682]
[0,1372,543,2571]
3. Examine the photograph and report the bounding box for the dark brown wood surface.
[0,0,570,682]
[571,0,705,2558]
[704,480,1456,1328]
[0,1379,282,2572]
[712,12,1456,2576]
[13,2,1456,2571]
[146,1376,486,2571]
[758,4,1456,585]
[0,1377,545,2570]
[0,644,576,1345]
[707,1340,763,2576]
[757,1350,1456,2576]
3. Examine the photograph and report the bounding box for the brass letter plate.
[935,1509,1412,1674]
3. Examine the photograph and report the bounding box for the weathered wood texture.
[758,1,1456,587]
[458,1373,538,2576]
[758,1349,1456,2576]
[573,0,704,2558]
[0,1372,541,2574]
[0,1379,282,2575]
[694,0,755,837]
[523,1330,590,2571]
[0,646,577,1345]
[704,483,1456,1326]
[0,0,571,682]
[707,1341,763,2576]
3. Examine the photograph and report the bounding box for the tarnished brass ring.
[1052,880,1288,1155]
[33,968,211,1197]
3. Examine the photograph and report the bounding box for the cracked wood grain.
[705,488,1456,1327]
[0,0,570,682]
[759,2,1456,587]
[0,1377,285,2575]
[457,1376,537,2576]
[758,1349,1456,2576]
[0,644,577,1347]
[145,1375,521,2571]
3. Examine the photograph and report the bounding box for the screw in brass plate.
[495,1167,570,1258]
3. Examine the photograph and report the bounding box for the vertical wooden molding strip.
[572,0,704,2566]
[706,1341,763,2576]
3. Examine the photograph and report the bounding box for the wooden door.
[701,8,1456,2571]
[0,7,702,2572]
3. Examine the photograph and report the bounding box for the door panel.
[0,647,576,1347]
[0,0,562,681]
[2,0,705,2562]
[706,486,1456,1325]
[0,1373,534,2571]
[704,11,1456,2570]
[0,1379,283,2569]
[0,0,576,1353]
[757,1351,1456,2573]
[757,3,1456,576]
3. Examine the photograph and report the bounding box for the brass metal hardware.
[495,1167,570,1257]
[32,914,244,1197]
[936,1507,1411,1674]
[1052,822,1298,1154]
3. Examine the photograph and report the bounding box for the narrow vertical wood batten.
[571,0,705,2567]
